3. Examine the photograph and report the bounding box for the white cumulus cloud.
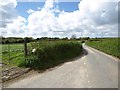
[2,0,119,38]
[0,0,18,27]
[2,16,27,37]
[27,9,35,14]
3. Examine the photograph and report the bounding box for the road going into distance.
[5,44,118,88]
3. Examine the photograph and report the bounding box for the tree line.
[0,37,33,44]
[0,36,90,44]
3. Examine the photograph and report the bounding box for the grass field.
[86,38,120,59]
[1,44,25,66]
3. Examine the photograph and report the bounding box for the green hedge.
[19,41,82,70]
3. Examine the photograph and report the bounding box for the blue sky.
[16,2,79,19]
[16,2,45,18]
[1,0,118,38]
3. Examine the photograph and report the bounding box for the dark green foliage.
[18,55,39,69]
[1,37,34,44]
[19,41,82,70]
[81,40,85,43]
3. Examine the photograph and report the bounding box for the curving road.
[5,44,118,88]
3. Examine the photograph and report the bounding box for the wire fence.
[2,43,24,66]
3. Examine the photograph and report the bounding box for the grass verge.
[86,38,120,59]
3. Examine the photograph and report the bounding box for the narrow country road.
[5,44,118,88]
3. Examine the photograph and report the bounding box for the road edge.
[85,44,119,62]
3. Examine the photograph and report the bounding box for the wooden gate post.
[24,37,28,57]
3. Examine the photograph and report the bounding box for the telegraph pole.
[102,32,103,38]
[81,32,82,41]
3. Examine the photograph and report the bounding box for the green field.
[86,38,120,59]
[1,44,25,66]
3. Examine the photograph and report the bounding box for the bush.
[19,41,82,70]
[81,40,85,43]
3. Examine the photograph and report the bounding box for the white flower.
[32,49,36,53]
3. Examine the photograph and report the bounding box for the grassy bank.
[86,38,120,59]
[19,41,82,70]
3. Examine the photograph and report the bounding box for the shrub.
[18,41,82,70]
[81,40,85,43]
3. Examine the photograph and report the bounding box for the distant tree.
[1,37,33,44]
[62,37,68,40]
[71,34,76,39]
[25,37,34,42]
[54,37,59,40]
[36,38,40,41]
[5,40,10,44]
[86,37,90,40]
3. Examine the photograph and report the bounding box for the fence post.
[24,37,28,57]
[8,44,10,64]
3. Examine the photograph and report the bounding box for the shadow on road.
[82,47,88,56]
[71,47,88,61]
[37,46,89,73]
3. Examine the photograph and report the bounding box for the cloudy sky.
[1,0,119,38]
